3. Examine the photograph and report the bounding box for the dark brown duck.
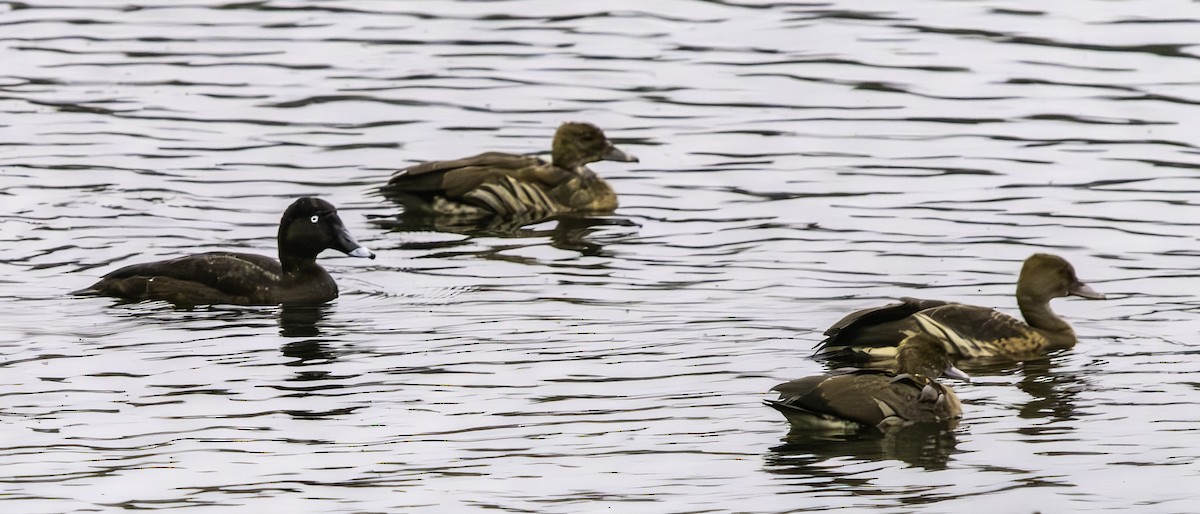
[381,122,637,216]
[75,197,375,306]
[814,253,1106,362]
[766,334,968,432]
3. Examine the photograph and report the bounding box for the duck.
[380,122,638,217]
[765,333,968,433]
[75,197,375,306]
[814,253,1106,362]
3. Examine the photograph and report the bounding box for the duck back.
[81,252,286,305]
[766,369,961,432]
[76,197,372,307]
[816,297,951,360]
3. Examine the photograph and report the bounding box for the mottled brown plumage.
[815,253,1106,362]
[381,122,637,217]
[75,198,375,306]
[765,335,967,432]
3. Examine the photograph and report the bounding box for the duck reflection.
[280,338,337,367]
[946,356,1081,429]
[817,353,1029,378]
[765,423,960,473]
[371,211,638,257]
[278,304,338,368]
[278,303,329,337]
[1010,357,1083,427]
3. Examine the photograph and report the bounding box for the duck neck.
[554,156,584,172]
[574,165,601,183]
[279,248,319,277]
[1016,291,1076,349]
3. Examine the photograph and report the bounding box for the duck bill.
[601,145,638,163]
[347,245,375,259]
[1069,281,1105,300]
[332,219,376,259]
[941,364,971,383]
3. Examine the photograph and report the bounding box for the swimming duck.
[765,334,968,432]
[814,253,1106,362]
[380,122,637,217]
[75,197,375,306]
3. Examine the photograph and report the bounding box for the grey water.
[2,0,1199,512]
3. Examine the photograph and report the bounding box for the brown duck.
[814,253,1106,362]
[766,334,968,432]
[381,122,637,217]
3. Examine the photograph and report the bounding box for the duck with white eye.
[76,197,375,306]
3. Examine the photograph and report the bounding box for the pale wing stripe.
[528,182,556,212]
[465,179,560,215]
[514,180,558,214]
[495,183,525,215]
[538,184,558,212]
[467,186,509,214]
[511,179,537,205]
[499,179,525,205]
[913,313,988,358]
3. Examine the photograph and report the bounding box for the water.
[2,0,1199,512]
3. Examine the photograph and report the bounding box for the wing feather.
[914,305,1048,358]
[94,252,281,298]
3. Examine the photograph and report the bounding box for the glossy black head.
[277,197,375,269]
[551,122,638,170]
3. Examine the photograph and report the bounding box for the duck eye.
[310,215,320,224]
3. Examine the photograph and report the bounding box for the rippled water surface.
[3,0,1200,512]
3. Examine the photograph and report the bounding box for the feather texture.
[767,336,964,433]
[382,123,636,217]
[76,198,374,306]
[813,253,1105,362]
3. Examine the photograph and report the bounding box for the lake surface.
[2,0,1199,512]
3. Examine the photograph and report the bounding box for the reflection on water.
[1012,359,1083,423]
[371,211,640,257]
[952,357,1084,432]
[766,423,960,472]
[280,338,338,366]
[278,304,329,338]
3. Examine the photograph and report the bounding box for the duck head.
[1016,253,1105,302]
[551,122,638,170]
[278,197,375,269]
[896,334,970,383]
